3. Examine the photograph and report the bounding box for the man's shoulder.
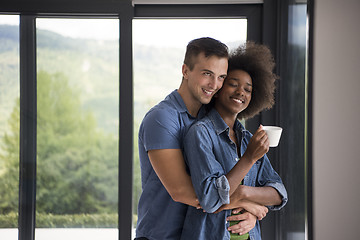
[144,101,180,122]
[139,99,183,138]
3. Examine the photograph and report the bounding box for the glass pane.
[279,3,307,240]
[0,14,20,239]
[35,18,119,240]
[132,19,247,237]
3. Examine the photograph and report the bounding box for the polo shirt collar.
[169,90,188,113]
[169,90,206,118]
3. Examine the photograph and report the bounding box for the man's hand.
[227,211,257,236]
[214,201,240,213]
[232,200,268,220]
[215,199,268,220]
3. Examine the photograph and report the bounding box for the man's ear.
[182,64,189,79]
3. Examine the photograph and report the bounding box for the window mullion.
[18,14,37,240]
[119,9,134,240]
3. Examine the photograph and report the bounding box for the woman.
[180,42,288,240]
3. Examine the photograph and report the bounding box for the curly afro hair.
[228,41,278,120]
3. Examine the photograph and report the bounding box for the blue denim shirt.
[136,90,206,240]
[181,108,288,240]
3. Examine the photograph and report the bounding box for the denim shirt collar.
[207,108,245,136]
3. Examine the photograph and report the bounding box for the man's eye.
[203,72,211,76]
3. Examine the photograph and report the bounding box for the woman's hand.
[242,125,269,163]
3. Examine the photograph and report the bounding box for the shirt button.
[235,157,239,162]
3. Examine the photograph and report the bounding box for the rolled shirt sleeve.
[257,154,288,211]
[215,175,230,205]
[264,181,288,210]
[184,123,230,213]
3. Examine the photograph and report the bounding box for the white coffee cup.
[262,126,283,147]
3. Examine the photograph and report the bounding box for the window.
[277,3,308,239]
[35,18,119,240]
[0,14,20,240]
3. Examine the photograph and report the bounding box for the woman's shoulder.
[186,116,213,137]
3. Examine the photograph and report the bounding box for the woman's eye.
[245,88,252,93]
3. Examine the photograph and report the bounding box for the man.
[135,37,229,240]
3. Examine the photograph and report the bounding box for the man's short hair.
[184,37,229,70]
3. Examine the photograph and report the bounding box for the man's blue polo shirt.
[136,90,204,240]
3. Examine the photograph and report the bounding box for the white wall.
[313,0,360,239]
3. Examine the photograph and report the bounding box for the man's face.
[182,52,228,105]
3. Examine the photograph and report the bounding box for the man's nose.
[207,77,217,89]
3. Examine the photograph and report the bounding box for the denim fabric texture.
[181,108,288,240]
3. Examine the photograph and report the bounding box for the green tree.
[0,99,19,214]
[0,71,118,216]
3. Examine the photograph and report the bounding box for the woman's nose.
[235,88,244,96]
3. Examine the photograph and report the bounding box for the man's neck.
[177,87,201,117]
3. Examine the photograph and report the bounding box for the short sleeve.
[141,108,181,151]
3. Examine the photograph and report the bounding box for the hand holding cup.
[243,125,270,162]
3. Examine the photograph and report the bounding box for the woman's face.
[214,69,253,117]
